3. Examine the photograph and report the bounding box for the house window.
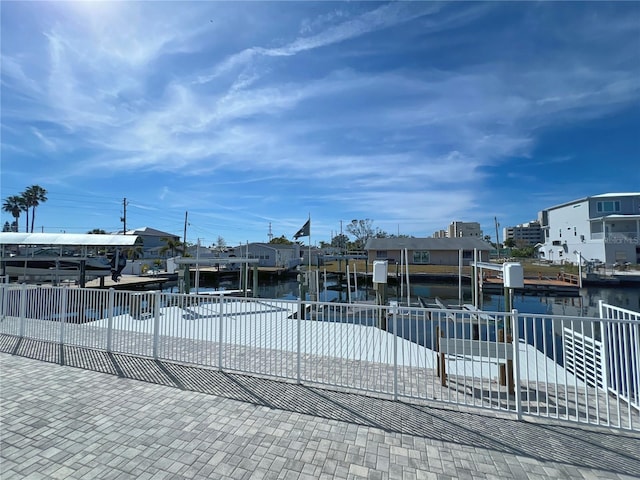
[376,250,387,259]
[597,200,621,213]
[413,251,430,264]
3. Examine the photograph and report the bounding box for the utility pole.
[121,197,128,234]
[268,222,273,242]
[494,216,500,258]
[183,211,188,254]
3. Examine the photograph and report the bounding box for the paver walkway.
[1,337,639,479]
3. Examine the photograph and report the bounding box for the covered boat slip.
[0,232,141,286]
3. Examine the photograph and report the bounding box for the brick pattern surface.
[1,340,639,479]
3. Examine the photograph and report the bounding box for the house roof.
[0,232,141,247]
[589,214,640,221]
[120,227,179,238]
[240,243,300,251]
[543,193,640,211]
[364,237,493,251]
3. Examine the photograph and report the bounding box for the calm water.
[253,277,640,318]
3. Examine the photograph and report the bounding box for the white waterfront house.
[538,193,640,266]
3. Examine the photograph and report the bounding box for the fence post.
[19,283,27,338]
[0,282,5,321]
[392,304,398,401]
[107,288,114,353]
[297,298,302,384]
[59,286,68,346]
[152,290,160,359]
[58,287,68,365]
[599,300,609,392]
[511,309,522,421]
[218,295,224,371]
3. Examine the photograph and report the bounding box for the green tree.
[125,245,144,260]
[22,185,48,233]
[2,195,25,232]
[269,235,293,245]
[512,246,536,258]
[87,228,107,234]
[346,219,375,250]
[330,234,349,252]
[503,238,516,248]
[159,237,184,257]
[2,221,12,232]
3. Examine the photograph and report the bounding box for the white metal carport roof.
[0,232,141,246]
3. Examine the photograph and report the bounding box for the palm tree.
[22,185,48,233]
[159,237,184,257]
[125,245,144,260]
[2,195,25,232]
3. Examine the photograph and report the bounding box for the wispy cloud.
[197,2,443,83]
[1,2,638,240]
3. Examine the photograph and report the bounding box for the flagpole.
[308,214,311,271]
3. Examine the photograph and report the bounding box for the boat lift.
[471,259,524,315]
[0,232,142,287]
[172,257,260,296]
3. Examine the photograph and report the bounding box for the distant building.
[538,193,640,265]
[233,243,301,269]
[432,229,448,239]
[364,237,492,266]
[447,221,483,238]
[114,226,180,258]
[503,221,544,246]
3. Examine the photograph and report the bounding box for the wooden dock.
[482,273,580,295]
[84,275,170,290]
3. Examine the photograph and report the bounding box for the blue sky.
[2,1,639,247]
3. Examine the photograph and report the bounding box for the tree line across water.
[2,185,48,233]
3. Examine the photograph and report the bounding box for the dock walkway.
[482,275,580,295]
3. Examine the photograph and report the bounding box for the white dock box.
[372,260,388,284]
[503,262,524,288]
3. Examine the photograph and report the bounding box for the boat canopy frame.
[0,232,142,248]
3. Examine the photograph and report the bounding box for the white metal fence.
[0,283,638,431]
[599,300,640,413]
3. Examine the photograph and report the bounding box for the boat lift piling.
[471,260,524,387]
[173,257,259,296]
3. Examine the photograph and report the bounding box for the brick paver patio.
[1,337,639,479]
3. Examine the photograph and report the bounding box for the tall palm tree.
[22,185,48,233]
[2,195,25,232]
[159,237,184,257]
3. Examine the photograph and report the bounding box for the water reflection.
[258,278,640,317]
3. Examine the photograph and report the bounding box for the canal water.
[253,277,640,318]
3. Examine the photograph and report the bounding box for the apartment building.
[503,221,544,246]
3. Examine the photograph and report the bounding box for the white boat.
[3,247,112,278]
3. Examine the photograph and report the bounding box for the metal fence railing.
[0,283,638,431]
[599,300,640,414]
